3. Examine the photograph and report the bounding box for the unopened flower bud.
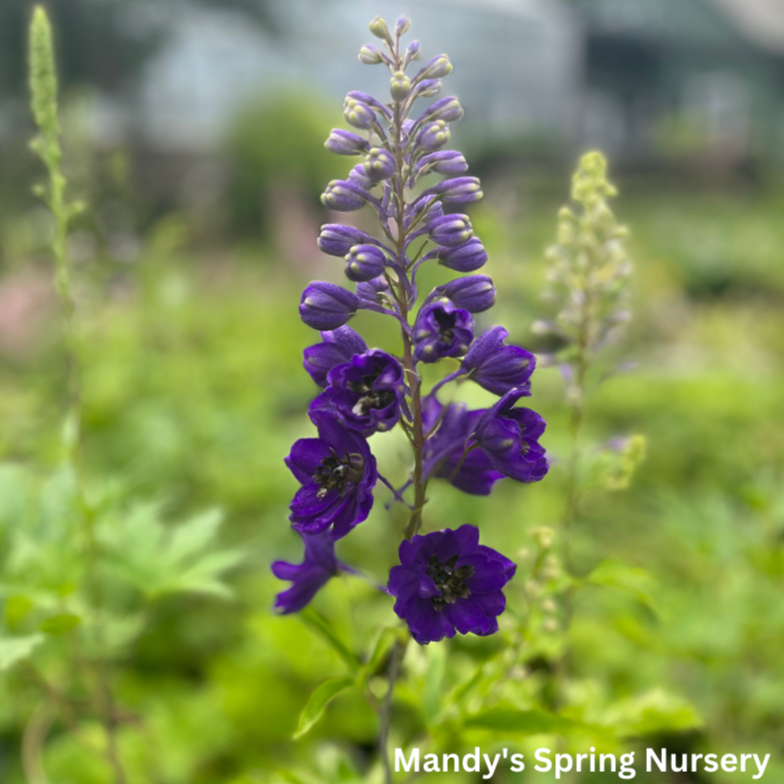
[421,97,463,123]
[437,275,495,313]
[417,120,450,151]
[358,44,384,65]
[343,97,376,130]
[345,244,388,282]
[418,150,468,176]
[542,598,558,614]
[417,54,452,80]
[437,237,487,272]
[362,148,396,181]
[390,71,412,103]
[415,79,442,98]
[318,224,378,257]
[434,176,483,204]
[347,165,373,190]
[300,282,359,330]
[357,275,391,305]
[427,214,473,248]
[321,180,367,212]
[405,40,421,63]
[461,326,536,395]
[325,128,369,156]
[369,15,392,42]
[395,16,411,36]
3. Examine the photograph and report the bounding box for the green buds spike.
[29,6,60,156]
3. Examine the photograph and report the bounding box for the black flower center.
[313,449,364,500]
[427,554,475,611]
[432,308,457,345]
[347,371,396,416]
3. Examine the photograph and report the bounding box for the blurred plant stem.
[28,8,129,784]
[380,639,407,784]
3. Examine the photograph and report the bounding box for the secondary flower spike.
[388,525,516,644]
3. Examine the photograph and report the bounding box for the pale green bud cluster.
[390,71,411,102]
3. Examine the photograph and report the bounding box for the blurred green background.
[2,0,784,782]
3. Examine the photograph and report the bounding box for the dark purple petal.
[387,525,515,644]
[437,238,487,272]
[413,301,474,364]
[272,531,339,614]
[318,224,380,257]
[303,326,368,387]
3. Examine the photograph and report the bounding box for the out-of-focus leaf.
[464,705,608,739]
[584,559,661,617]
[0,634,44,670]
[40,613,80,635]
[423,642,446,723]
[5,595,33,627]
[605,690,704,738]
[300,607,360,672]
[100,504,244,600]
[293,677,355,739]
[360,626,406,684]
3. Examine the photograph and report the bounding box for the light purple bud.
[347,165,373,190]
[345,244,388,282]
[300,282,359,330]
[416,54,452,81]
[363,148,396,181]
[303,326,368,387]
[427,214,473,248]
[404,40,421,64]
[321,180,368,212]
[414,79,442,98]
[417,120,450,151]
[418,150,468,176]
[395,16,411,36]
[325,128,370,156]
[343,97,376,130]
[437,238,487,272]
[436,275,495,313]
[420,97,464,124]
[433,176,483,204]
[318,224,379,257]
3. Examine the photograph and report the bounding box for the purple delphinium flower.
[286,411,377,539]
[474,389,549,482]
[272,531,343,614]
[413,300,474,363]
[461,326,536,395]
[422,396,504,496]
[310,349,407,435]
[388,525,516,644]
[303,326,368,388]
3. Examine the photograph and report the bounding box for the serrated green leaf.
[584,559,661,617]
[293,677,355,739]
[300,607,360,672]
[40,613,80,635]
[0,634,44,671]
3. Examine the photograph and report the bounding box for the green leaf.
[584,559,661,617]
[360,626,406,684]
[464,706,608,739]
[40,613,81,635]
[300,607,360,672]
[605,690,704,738]
[293,677,355,739]
[0,634,44,671]
[5,596,33,628]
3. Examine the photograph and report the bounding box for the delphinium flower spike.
[273,15,550,647]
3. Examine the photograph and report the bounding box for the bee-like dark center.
[347,371,396,416]
[313,449,364,500]
[432,308,457,344]
[427,554,475,611]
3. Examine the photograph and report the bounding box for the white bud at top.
[395,16,411,36]
[368,16,392,42]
